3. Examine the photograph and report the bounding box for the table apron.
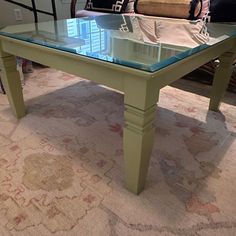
[0,37,152,92]
[152,38,236,88]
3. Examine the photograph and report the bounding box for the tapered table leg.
[123,77,159,194]
[209,48,236,111]
[124,104,157,194]
[0,45,25,118]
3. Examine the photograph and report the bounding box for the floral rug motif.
[0,67,236,235]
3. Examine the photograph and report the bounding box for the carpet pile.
[0,66,235,235]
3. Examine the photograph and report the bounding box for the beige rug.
[0,66,236,236]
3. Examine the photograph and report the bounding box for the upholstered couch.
[70,0,202,19]
[69,0,236,93]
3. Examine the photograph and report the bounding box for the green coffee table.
[0,15,236,194]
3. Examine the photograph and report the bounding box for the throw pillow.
[85,0,129,13]
[137,17,209,47]
[134,0,203,20]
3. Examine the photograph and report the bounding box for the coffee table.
[0,15,236,194]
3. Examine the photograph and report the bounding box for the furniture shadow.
[171,74,236,106]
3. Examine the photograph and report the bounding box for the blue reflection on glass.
[66,19,108,56]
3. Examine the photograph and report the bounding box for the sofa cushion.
[134,0,202,20]
[85,0,129,13]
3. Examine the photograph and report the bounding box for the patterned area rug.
[0,66,236,236]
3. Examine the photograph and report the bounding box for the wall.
[0,0,86,28]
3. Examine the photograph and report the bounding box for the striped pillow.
[134,0,202,20]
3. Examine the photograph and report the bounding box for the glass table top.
[1,15,236,72]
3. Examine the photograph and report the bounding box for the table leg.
[209,50,236,111]
[123,78,159,194]
[0,47,25,118]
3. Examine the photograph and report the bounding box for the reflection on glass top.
[1,15,236,72]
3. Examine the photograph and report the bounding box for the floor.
[0,66,235,236]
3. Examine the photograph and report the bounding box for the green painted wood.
[152,38,236,89]
[123,104,157,194]
[209,51,236,111]
[123,77,159,194]
[0,43,25,119]
[0,36,151,92]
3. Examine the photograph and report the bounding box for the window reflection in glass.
[66,18,109,59]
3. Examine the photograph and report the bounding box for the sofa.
[70,0,203,19]
[70,0,236,93]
